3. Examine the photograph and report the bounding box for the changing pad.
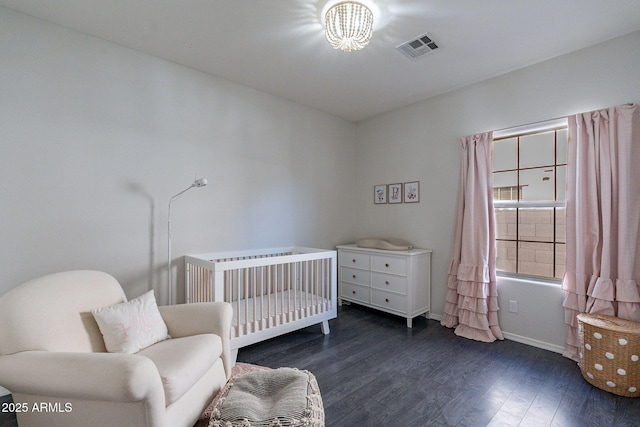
[356,237,413,251]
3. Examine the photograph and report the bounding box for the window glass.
[555,207,566,243]
[520,167,555,201]
[518,242,554,277]
[520,131,554,169]
[555,243,566,279]
[493,170,518,188]
[557,128,568,164]
[518,207,554,243]
[557,165,566,202]
[496,240,516,274]
[555,207,567,279]
[493,137,518,171]
[495,208,516,240]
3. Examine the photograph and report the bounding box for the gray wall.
[0,7,357,304]
[354,30,640,351]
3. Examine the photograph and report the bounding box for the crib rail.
[184,247,337,349]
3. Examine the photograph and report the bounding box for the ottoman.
[208,367,324,427]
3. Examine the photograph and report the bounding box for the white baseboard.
[427,313,563,354]
[501,331,564,354]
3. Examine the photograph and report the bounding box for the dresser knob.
[385,281,389,285]
[352,274,356,279]
[385,263,389,267]
[352,290,356,294]
[352,259,356,263]
[385,298,389,303]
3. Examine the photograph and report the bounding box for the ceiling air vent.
[396,33,439,60]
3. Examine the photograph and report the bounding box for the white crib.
[184,247,337,350]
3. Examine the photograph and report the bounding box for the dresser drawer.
[371,272,407,294]
[340,267,371,287]
[371,255,407,276]
[340,282,370,304]
[371,289,406,313]
[340,251,370,270]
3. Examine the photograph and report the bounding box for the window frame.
[492,120,568,283]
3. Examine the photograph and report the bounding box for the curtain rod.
[492,103,637,138]
[492,115,568,139]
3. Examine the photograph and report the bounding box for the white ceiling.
[3,0,640,122]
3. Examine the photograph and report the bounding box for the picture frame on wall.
[374,185,387,204]
[388,183,403,204]
[404,181,420,203]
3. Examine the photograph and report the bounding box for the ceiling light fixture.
[324,1,374,52]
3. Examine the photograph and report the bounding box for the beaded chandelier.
[324,1,374,52]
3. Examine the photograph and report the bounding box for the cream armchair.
[0,270,232,427]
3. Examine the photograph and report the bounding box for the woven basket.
[577,313,640,397]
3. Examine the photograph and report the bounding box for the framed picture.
[404,181,420,203]
[388,183,403,204]
[374,185,387,204]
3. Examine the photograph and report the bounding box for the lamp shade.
[324,1,374,52]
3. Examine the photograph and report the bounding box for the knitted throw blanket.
[209,367,324,427]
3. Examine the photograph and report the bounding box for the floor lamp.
[167,177,207,305]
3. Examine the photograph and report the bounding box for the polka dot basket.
[577,313,640,397]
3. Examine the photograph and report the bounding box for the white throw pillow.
[91,290,170,353]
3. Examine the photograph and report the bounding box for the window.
[493,123,567,280]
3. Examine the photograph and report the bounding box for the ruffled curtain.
[441,132,504,342]
[562,104,640,361]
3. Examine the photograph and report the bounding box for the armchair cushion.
[137,334,223,406]
[91,290,170,354]
[159,302,233,379]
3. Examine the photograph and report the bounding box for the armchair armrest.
[158,302,233,378]
[0,351,164,404]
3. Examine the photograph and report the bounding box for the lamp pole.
[167,178,207,305]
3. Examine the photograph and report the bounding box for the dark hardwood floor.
[237,304,640,427]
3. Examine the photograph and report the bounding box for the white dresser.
[336,244,431,327]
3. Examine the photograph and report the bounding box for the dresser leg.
[407,317,413,328]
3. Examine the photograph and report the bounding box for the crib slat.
[243,269,249,336]
[304,261,311,317]
[268,265,272,323]
[287,263,291,321]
